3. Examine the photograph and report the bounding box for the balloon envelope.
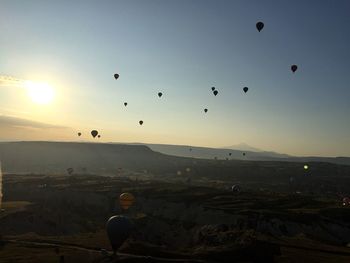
[213,90,218,96]
[139,120,143,125]
[114,74,119,80]
[91,130,98,138]
[204,108,208,113]
[232,185,241,193]
[98,135,101,138]
[243,87,248,93]
[119,193,135,210]
[106,215,132,252]
[78,132,81,136]
[211,87,215,91]
[256,21,264,32]
[124,102,127,106]
[158,92,163,98]
[291,65,298,73]
[343,197,350,206]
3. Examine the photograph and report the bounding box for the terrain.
[0,142,350,262]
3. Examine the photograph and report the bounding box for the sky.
[0,0,349,157]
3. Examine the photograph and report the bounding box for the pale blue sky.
[0,0,349,156]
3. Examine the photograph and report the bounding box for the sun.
[24,81,55,105]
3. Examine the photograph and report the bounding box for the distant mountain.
[0,142,348,175]
[134,143,291,160]
[223,143,263,152]
[0,141,191,174]
[129,143,349,165]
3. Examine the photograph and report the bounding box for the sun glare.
[24,81,55,105]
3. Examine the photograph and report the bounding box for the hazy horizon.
[1,1,349,157]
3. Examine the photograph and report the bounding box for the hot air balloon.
[78,132,81,136]
[204,108,208,113]
[211,87,215,91]
[243,152,246,156]
[124,102,127,106]
[114,73,119,80]
[106,215,132,254]
[67,168,74,175]
[139,120,143,125]
[229,153,232,156]
[291,65,298,73]
[158,92,163,98]
[343,197,350,206]
[213,90,218,96]
[119,193,135,210]
[256,21,264,32]
[231,185,241,193]
[91,130,98,138]
[243,87,248,93]
[98,135,101,138]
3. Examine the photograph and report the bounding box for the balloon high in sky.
[256,21,264,32]
[0,1,350,157]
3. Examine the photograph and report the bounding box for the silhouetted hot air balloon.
[106,215,132,254]
[78,132,81,137]
[243,87,248,93]
[204,108,208,113]
[243,152,246,156]
[67,168,74,175]
[158,92,163,98]
[291,65,298,73]
[232,185,241,193]
[211,87,215,91]
[98,135,101,138]
[91,130,98,138]
[119,193,135,210]
[256,21,264,32]
[213,90,218,96]
[229,153,232,156]
[139,120,143,125]
[343,197,350,206]
[124,102,127,107]
[114,73,119,80]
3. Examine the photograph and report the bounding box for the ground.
[1,170,350,262]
